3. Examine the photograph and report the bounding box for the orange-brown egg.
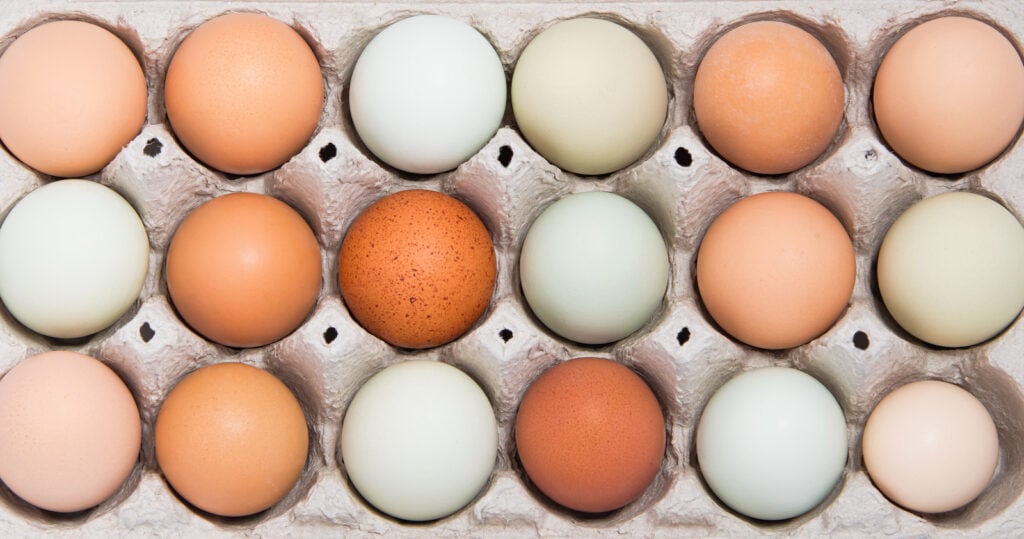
[693,20,844,175]
[164,12,324,175]
[338,189,496,349]
[166,192,321,348]
[155,362,309,517]
[695,191,855,349]
[514,357,666,513]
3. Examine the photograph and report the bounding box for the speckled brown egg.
[338,189,496,349]
[515,357,666,513]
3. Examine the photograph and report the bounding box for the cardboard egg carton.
[0,0,1021,536]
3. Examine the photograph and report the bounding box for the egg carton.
[0,0,1022,537]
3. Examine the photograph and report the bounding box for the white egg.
[519,191,670,344]
[696,367,848,521]
[340,360,497,521]
[349,15,507,175]
[877,191,1024,347]
[0,179,149,339]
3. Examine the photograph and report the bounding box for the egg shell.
[0,179,150,339]
[0,20,147,177]
[0,351,141,513]
[862,380,999,514]
[349,14,507,174]
[873,16,1024,174]
[695,191,856,349]
[339,360,498,522]
[519,191,670,345]
[511,17,668,175]
[165,192,321,348]
[154,362,309,517]
[164,12,324,175]
[693,20,844,175]
[338,189,497,349]
[876,191,1024,347]
[695,367,848,521]
[514,357,666,513]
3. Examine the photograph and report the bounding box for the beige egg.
[873,16,1024,174]
[0,20,147,177]
[0,351,141,513]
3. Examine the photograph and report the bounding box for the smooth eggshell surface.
[693,20,844,175]
[511,17,668,175]
[877,192,1024,348]
[0,20,147,177]
[338,189,497,349]
[0,351,141,513]
[340,360,497,522]
[696,367,848,521]
[519,191,670,345]
[164,12,324,175]
[873,16,1024,174]
[514,357,666,513]
[349,15,506,174]
[695,191,855,349]
[154,362,309,517]
[862,380,999,514]
[166,192,321,348]
[0,179,149,339]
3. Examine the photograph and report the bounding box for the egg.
[164,13,324,175]
[0,179,149,339]
[693,20,844,175]
[0,20,147,177]
[862,380,999,514]
[155,362,309,517]
[515,357,665,513]
[0,351,141,513]
[338,189,496,349]
[166,192,321,348]
[519,191,670,345]
[340,360,497,521]
[695,191,855,349]
[696,367,848,521]
[349,15,506,174]
[511,17,668,175]
[877,192,1024,348]
[873,16,1024,174]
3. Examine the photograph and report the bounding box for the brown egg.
[166,192,321,348]
[515,357,666,513]
[873,16,1024,174]
[155,362,309,517]
[338,189,496,349]
[164,13,324,175]
[693,20,844,175]
[0,20,147,177]
[695,191,856,349]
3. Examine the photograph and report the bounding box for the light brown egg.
[693,20,844,175]
[164,12,324,175]
[0,20,147,177]
[338,189,496,349]
[514,357,666,513]
[873,16,1024,174]
[166,192,321,348]
[155,362,309,518]
[696,191,856,349]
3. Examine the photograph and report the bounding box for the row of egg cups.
[0,286,1020,531]
[6,118,1024,353]
[0,7,1019,190]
